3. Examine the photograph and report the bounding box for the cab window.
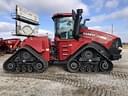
[56,17,74,39]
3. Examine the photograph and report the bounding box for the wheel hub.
[67,60,80,73]
[102,61,109,69]
[36,63,43,69]
[71,62,78,69]
[99,60,110,72]
[7,63,14,69]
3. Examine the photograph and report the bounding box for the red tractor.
[3,9,122,73]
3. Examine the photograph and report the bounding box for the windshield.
[56,17,74,39]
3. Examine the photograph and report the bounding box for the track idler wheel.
[67,60,80,73]
[3,62,16,72]
[99,60,113,72]
[34,62,45,73]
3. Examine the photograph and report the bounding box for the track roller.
[27,65,33,72]
[92,64,99,72]
[80,64,92,72]
[22,65,27,72]
[15,65,21,73]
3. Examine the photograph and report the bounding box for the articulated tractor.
[3,9,122,73]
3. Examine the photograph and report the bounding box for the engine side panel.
[21,36,50,61]
[55,37,92,60]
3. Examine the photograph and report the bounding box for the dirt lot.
[0,49,128,96]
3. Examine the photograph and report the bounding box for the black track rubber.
[3,46,48,73]
[67,43,113,73]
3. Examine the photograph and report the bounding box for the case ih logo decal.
[83,32,112,40]
[83,32,96,37]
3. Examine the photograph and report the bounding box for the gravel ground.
[0,49,128,96]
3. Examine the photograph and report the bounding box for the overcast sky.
[0,0,127,42]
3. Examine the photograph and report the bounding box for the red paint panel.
[80,28,118,48]
[56,37,92,60]
[55,28,119,61]
[21,36,50,61]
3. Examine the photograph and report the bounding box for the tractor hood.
[80,28,121,48]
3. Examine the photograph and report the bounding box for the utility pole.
[112,24,113,34]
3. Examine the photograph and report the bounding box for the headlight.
[118,46,123,51]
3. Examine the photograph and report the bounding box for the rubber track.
[68,44,113,72]
[3,47,48,72]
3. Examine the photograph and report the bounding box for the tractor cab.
[52,13,74,39]
[51,9,84,60]
[52,9,83,40]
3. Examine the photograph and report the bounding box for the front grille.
[112,38,122,48]
[109,38,122,60]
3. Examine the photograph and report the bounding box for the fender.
[21,36,50,61]
[86,42,110,58]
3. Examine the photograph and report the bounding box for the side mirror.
[72,10,76,20]
[77,9,83,15]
